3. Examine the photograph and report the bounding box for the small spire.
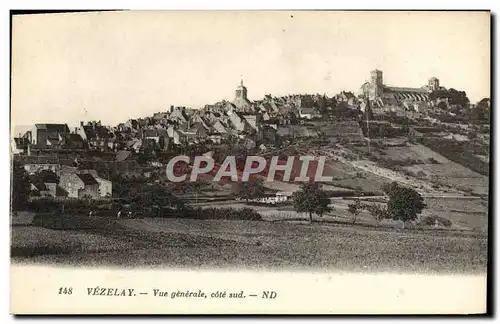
[240,79,244,86]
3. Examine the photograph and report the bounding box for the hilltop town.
[11,68,490,271]
[12,69,490,203]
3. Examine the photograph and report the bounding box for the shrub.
[244,201,290,207]
[365,204,390,224]
[428,157,439,164]
[32,213,114,230]
[159,207,263,221]
[420,215,452,228]
[416,171,427,178]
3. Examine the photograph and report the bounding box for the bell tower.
[233,79,251,110]
[428,77,440,92]
[369,70,383,99]
[235,79,248,101]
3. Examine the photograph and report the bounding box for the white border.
[2,1,498,322]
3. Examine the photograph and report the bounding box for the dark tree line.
[11,161,30,211]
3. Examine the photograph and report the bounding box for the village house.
[336,91,358,106]
[120,119,141,132]
[77,121,113,151]
[29,123,70,147]
[12,135,31,154]
[179,122,208,144]
[78,170,113,198]
[229,112,255,133]
[19,155,75,175]
[126,138,142,152]
[262,124,277,142]
[59,172,100,199]
[30,181,57,198]
[169,107,189,125]
[167,125,184,145]
[142,129,170,151]
[24,163,59,175]
[298,107,322,120]
[241,114,262,131]
[213,120,229,134]
[64,133,86,149]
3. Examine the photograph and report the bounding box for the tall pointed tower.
[233,79,252,111]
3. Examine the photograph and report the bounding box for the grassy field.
[11,209,487,274]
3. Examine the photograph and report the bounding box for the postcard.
[10,10,490,315]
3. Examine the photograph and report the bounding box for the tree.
[235,178,265,204]
[37,170,59,183]
[383,182,426,228]
[379,123,392,138]
[347,188,363,224]
[469,99,490,122]
[366,203,389,225]
[11,160,30,210]
[292,183,332,223]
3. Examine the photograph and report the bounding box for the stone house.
[142,129,170,151]
[59,173,100,199]
[78,170,113,198]
[298,107,321,120]
[31,123,70,147]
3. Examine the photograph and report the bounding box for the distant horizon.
[11,81,488,134]
[11,11,490,129]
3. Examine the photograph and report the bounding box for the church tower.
[428,77,440,92]
[235,79,248,102]
[233,79,251,111]
[369,70,383,99]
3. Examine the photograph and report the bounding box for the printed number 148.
[59,287,73,295]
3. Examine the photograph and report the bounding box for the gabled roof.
[185,122,206,134]
[153,112,169,120]
[384,86,427,94]
[116,150,132,162]
[67,133,84,142]
[340,91,356,99]
[31,182,48,191]
[76,173,98,186]
[35,124,69,133]
[82,125,111,139]
[46,138,60,145]
[14,137,30,147]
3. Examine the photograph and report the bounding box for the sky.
[11,11,490,130]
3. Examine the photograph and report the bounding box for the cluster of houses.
[12,81,356,201]
[237,191,293,205]
[19,155,113,200]
[12,72,478,202]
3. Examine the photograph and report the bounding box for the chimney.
[170,105,174,113]
[80,121,84,127]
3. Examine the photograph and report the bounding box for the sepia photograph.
[9,10,491,314]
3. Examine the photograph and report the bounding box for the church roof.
[384,86,427,94]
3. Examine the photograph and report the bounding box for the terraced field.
[11,203,488,273]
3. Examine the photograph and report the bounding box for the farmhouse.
[59,173,100,199]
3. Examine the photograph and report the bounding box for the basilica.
[359,70,446,110]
